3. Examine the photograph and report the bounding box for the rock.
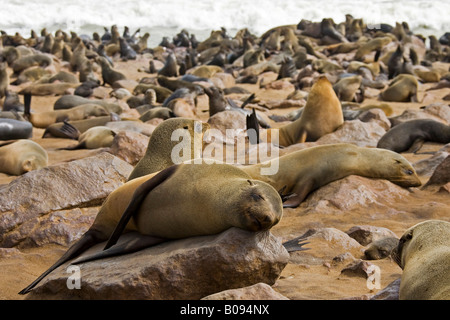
[358,108,391,131]
[207,110,247,137]
[12,207,98,248]
[364,237,399,260]
[316,120,386,147]
[212,72,235,88]
[201,283,289,300]
[340,259,378,279]
[422,102,450,124]
[301,175,411,214]
[370,278,400,300]
[424,155,450,187]
[346,225,398,246]
[26,228,289,300]
[0,153,133,248]
[108,131,150,166]
[288,227,364,264]
[413,144,450,176]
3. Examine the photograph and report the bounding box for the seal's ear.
[392,229,413,268]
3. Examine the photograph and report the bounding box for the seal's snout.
[248,212,278,231]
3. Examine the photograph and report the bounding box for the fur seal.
[158,52,178,77]
[2,91,24,112]
[380,74,419,102]
[25,103,110,129]
[333,75,363,102]
[18,82,79,96]
[241,143,421,208]
[139,107,175,122]
[42,114,120,139]
[19,162,283,294]
[392,220,450,300]
[0,118,33,140]
[53,95,121,113]
[0,139,48,175]
[268,76,343,146]
[62,126,116,149]
[377,119,450,153]
[128,118,209,180]
[97,56,127,87]
[11,53,52,74]
[0,62,9,99]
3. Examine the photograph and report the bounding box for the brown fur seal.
[11,53,52,74]
[42,114,120,139]
[25,103,110,129]
[62,126,116,149]
[241,143,421,208]
[19,162,283,294]
[0,62,9,99]
[128,118,209,180]
[157,52,178,77]
[380,74,419,102]
[97,56,127,87]
[0,139,48,175]
[392,220,450,300]
[377,119,450,153]
[18,82,79,96]
[268,76,343,146]
[333,75,363,102]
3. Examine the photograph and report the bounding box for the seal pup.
[377,119,450,153]
[0,139,48,175]
[2,91,24,112]
[158,52,178,77]
[128,118,209,180]
[18,162,283,294]
[61,126,117,149]
[267,76,343,147]
[24,103,110,129]
[0,62,9,99]
[96,56,127,87]
[380,74,419,102]
[241,143,421,208]
[392,220,450,300]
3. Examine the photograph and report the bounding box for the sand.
[0,53,449,301]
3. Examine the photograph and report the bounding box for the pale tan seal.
[392,220,450,300]
[19,162,283,294]
[267,76,343,146]
[128,118,209,180]
[241,143,421,208]
[25,104,110,129]
[380,74,419,102]
[62,126,117,150]
[0,139,48,175]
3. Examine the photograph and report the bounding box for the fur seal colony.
[0,15,449,300]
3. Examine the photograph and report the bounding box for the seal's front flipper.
[407,138,425,154]
[103,164,179,250]
[71,232,167,265]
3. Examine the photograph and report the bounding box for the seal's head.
[371,149,422,188]
[237,179,283,232]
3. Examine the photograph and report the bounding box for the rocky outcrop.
[26,228,289,300]
[0,153,133,248]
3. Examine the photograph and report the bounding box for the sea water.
[0,0,448,47]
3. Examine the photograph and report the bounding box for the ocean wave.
[1,0,448,46]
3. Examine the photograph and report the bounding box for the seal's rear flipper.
[407,138,425,154]
[18,229,105,295]
[58,121,81,140]
[103,164,179,250]
[71,232,167,265]
[246,108,260,145]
